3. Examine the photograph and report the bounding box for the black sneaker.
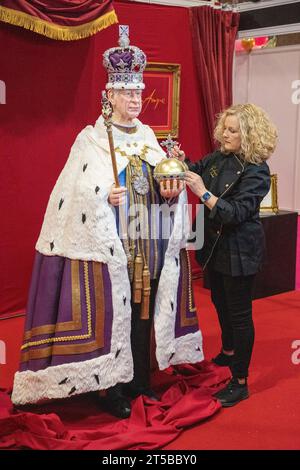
[214,378,249,407]
[212,351,234,367]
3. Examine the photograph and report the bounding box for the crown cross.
[119,25,129,48]
[161,135,179,156]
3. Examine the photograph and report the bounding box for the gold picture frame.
[141,62,181,138]
[260,174,279,214]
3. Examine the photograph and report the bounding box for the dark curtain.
[190,6,240,150]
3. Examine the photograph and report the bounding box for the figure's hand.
[160,179,185,199]
[170,145,186,162]
[184,171,206,197]
[108,185,127,206]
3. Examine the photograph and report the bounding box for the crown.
[103,25,147,90]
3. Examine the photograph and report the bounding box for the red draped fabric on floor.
[190,6,239,150]
[0,362,229,450]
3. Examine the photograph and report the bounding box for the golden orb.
[154,158,188,182]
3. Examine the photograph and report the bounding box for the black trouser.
[130,279,158,389]
[108,279,158,398]
[208,269,255,379]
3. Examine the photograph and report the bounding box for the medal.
[132,175,150,195]
[128,154,150,195]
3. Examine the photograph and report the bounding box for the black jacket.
[187,151,271,276]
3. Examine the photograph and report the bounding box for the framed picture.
[260,174,279,214]
[141,62,181,138]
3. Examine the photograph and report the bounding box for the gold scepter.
[101,91,142,296]
[101,91,120,187]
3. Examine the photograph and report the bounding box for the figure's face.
[109,89,143,122]
[222,115,242,153]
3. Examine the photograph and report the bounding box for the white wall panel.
[233,46,300,213]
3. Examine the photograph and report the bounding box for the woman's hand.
[184,171,206,197]
[170,145,186,162]
[160,179,185,199]
[108,185,127,206]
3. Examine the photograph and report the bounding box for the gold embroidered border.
[146,162,159,278]
[20,261,106,361]
[23,260,82,341]
[180,250,198,327]
[21,261,92,350]
[186,250,197,313]
[141,191,150,271]
[127,164,136,281]
[92,262,105,350]
[115,145,149,161]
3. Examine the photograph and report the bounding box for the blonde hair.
[214,103,278,164]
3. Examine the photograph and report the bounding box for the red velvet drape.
[0,1,117,41]
[0,0,116,26]
[189,6,240,151]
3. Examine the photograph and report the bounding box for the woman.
[174,104,277,407]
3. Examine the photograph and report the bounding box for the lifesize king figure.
[12,26,203,419]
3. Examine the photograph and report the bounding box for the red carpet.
[1,283,300,450]
[165,284,300,450]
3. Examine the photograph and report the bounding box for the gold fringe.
[0,6,118,41]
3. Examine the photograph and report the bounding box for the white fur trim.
[106,83,145,90]
[154,191,204,369]
[12,349,133,405]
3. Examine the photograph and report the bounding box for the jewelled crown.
[103,25,147,90]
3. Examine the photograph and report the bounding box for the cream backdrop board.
[233,45,300,214]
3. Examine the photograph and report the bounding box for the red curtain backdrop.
[0,1,211,319]
[0,0,117,40]
[190,6,240,151]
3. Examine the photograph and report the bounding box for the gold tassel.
[0,6,118,41]
[133,253,143,303]
[140,265,151,320]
